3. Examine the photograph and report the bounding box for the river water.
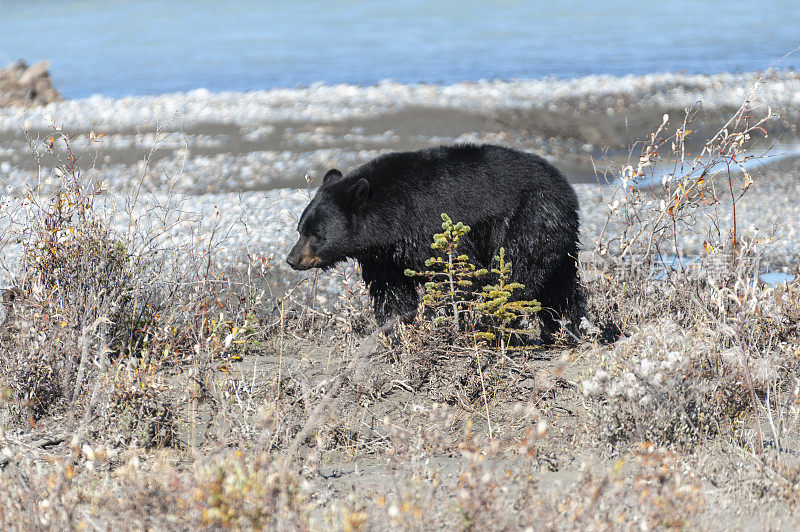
[2,0,800,98]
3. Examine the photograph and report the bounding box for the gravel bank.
[2,71,800,131]
[0,72,798,291]
[2,71,800,193]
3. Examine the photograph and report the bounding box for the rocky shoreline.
[0,71,798,290]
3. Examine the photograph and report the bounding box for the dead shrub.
[582,319,751,447]
[188,451,309,529]
[555,443,704,530]
[0,125,133,423]
[582,78,800,452]
[0,123,275,447]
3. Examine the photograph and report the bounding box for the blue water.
[2,0,800,98]
[761,271,796,285]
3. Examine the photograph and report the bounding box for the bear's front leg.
[359,261,419,325]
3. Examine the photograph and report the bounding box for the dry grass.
[1,83,800,530]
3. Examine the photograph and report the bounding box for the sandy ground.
[203,316,798,529]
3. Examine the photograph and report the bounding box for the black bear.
[286,144,583,340]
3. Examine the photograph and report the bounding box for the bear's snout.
[286,253,301,270]
[286,238,323,270]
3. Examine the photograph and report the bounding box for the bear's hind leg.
[535,256,585,343]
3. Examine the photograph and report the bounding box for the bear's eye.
[310,232,325,243]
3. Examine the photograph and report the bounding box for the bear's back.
[347,143,570,199]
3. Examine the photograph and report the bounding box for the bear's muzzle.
[286,238,325,270]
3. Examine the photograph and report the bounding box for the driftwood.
[0,60,62,108]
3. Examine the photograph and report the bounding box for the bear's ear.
[348,178,370,208]
[322,169,343,184]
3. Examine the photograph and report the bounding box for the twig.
[475,344,493,439]
[0,436,66,470]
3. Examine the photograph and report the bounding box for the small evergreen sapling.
[405,213,540,347]
[473,247,541,347]
[404,213,487,327]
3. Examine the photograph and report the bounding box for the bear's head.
[286,169,370,271]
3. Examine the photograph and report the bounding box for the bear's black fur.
[287,144,584,340]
